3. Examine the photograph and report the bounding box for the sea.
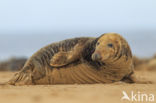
[0,30,156,61]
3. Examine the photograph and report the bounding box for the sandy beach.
[0,70,155,103]
[0,0,156,103]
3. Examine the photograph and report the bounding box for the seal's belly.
[51,64,105,84]
[35,62,132,85]
[35,63,125,84]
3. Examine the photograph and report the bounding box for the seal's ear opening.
[113,36,132,62]
[121,44,129,61]
[120,40,132,61]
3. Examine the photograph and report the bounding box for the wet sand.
[0,70,156,103]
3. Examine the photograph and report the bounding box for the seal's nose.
[92,53,101,61]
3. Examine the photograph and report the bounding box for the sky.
[0,0,156,33]
[0,0,156,60]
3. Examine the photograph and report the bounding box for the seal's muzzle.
[92,52,101,61]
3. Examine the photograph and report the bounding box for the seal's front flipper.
[50,43,84,67]
[50,51,74,67]
[121,72,152,84]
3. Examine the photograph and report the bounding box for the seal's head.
[92,33,132,64]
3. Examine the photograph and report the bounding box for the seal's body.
[5,33,134,85]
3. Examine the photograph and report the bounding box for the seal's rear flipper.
[5,71,33,86]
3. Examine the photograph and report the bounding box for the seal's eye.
[96,42,100,46]
[107,43,113,48]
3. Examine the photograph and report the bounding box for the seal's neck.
[82,38,98,61]
[102,56,133,70]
